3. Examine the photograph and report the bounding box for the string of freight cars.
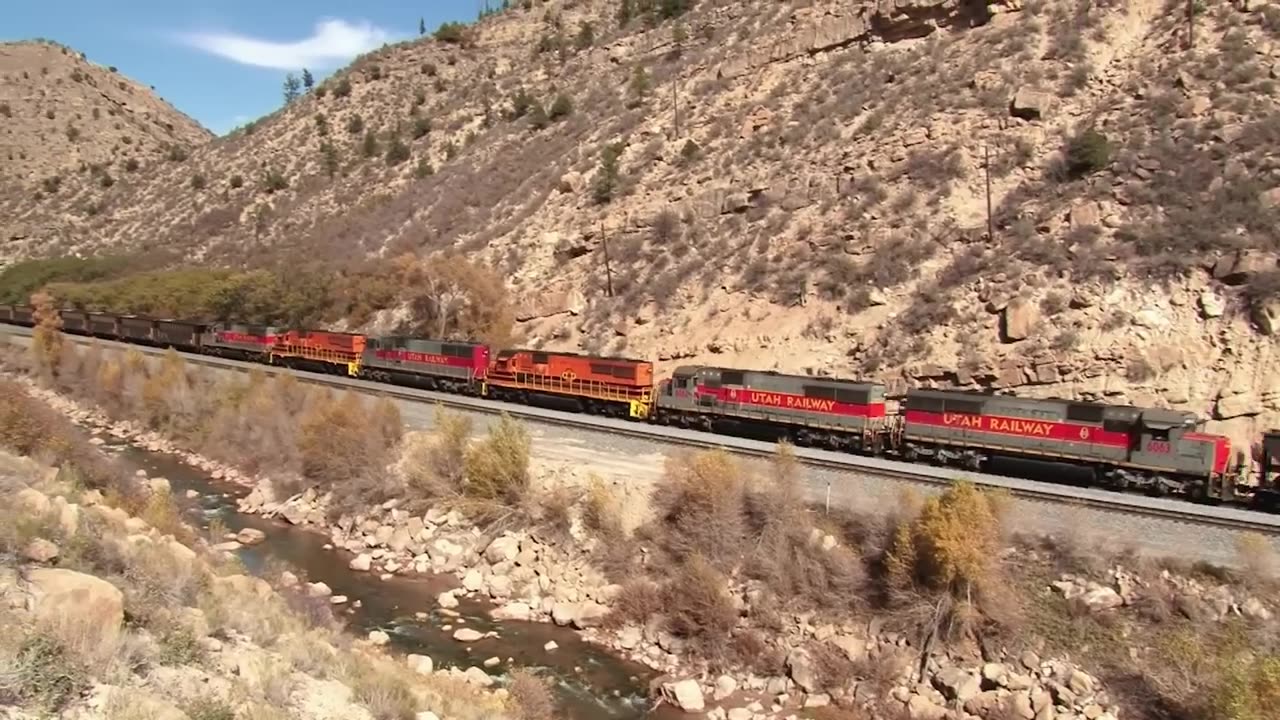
[3,303,1278,515]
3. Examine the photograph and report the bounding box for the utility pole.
[1186,0,1195,49]
[983,145,994,243]
[672,79,680,138]
[601,222,614,298]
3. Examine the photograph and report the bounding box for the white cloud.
[178,18,395,70]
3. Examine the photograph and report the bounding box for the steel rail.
[5,324,1279,536]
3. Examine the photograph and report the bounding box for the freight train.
[3,304,1278,513]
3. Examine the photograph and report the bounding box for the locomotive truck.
[0,303,1272,511]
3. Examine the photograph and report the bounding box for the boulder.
[713,675,738,701]
[551,601,577,627]
[26,569,125,645]
[462,569,485,592]
[662,679,705,712]
[1254,299,1280,336]
[485,535,521,563]
[235,528,266,546]
[23,538,59,563]
[437,591,459,609]
[349,553,373,572]
[786,647,820,693]
[388,527,413,553]
[368,630,390,645]
[1010,86,1054,120]
[453,628,484,643]
[491,602,532,621]
[1001,299,1037,342]
[488,575,513,599]
[571,601,609,629]
[1199,291,1225,319]
[934,667,982,702]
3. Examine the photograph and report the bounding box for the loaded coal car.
[486,349,654,419]
[3,305,35,327]
[654,366,890,452]
[153,319,208,352]
[117,315,160,345]
[86,312,121,338]
[899,389,1238,499]
[59,310,90,335]
[201,323,283,362]
[359,336,489,395]
[270,329,366,376]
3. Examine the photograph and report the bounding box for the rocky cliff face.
[3,0,1279,450]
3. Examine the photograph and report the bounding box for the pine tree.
[282,73,302,104]
[419,17,427,35]
[301,68,315,90]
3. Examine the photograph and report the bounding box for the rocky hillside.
[3,1,1280,449]
[0,41,212,228]
[0,388,534,720]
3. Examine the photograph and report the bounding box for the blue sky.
[5,0,484,135]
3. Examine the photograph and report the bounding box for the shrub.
[229,174,244,189]
[548,93,573,120]
[0,102,10,117]
[182,697,236,720]
[652,208,680,243]
[30,290,65,381]
[510,90,535,120]
[434,22,469,44]
[508,669,557,720]
[166,145,188,162]
[575,21,595,49]
[123,158,139,172]
[679,139,700,164]
[661,555,738,664]
[650,449,747,571]
[341,656,418,720]
[347,114,365,134]
[298,391,388,490]
[262,169,288,193]
[361,130,378,158]
[384,137,410,167]
[401,405,471,503]
[412,117,432,139]
[190,173,207,190]
[1064,127,1110,177]
[1,634,87,712]
[333,77,352,98]
[463,413,530,505]
[527,103,549,131]
[886,481,1006,596]
[592,142,624,204]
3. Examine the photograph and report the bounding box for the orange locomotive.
[270,329,367,376]
[485,349,655,418]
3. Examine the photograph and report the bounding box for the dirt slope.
[2,1,1280,450]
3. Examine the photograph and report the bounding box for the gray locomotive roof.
[671,364,883,388]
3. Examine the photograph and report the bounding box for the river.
[103,439,686,720]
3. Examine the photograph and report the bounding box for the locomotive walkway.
[5,326,1279,566]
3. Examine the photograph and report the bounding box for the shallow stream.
[105,440,683,720]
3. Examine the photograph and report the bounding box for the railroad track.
[6,325,1279,537]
